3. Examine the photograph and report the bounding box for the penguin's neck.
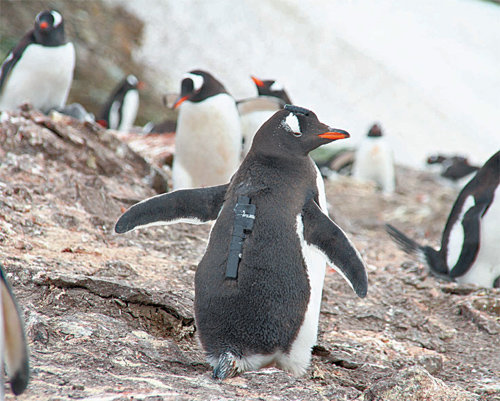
[250,152,311,171]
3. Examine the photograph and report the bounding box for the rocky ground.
[0,109,498,400]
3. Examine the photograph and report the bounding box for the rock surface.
[0,111,498,400]
[355,366,476,401]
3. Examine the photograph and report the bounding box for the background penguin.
[387,150,500,288]
[0,10,75,113]
[426,154,479,187]
[172,70,242,190]
[239,76,292,156]
[115,105,368,379]
[352,123,396,194]
[250,76,292,104]
[0,264,29,396]
[98,74,144,132]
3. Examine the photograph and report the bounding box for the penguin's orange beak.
[173,95,189,109]
[251,76,265,88]
[318,129,350,140]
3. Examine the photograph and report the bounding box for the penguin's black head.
[367,123,383,137]
[173,70,228,108]
[34,10,66,46]
[427,154,447,165]
[251,76,292,104]
[122,74,144,91]
[251,104,350,157]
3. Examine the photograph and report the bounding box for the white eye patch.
[270,81,284,91]
[283,113,301,134]
[126,75,138,85]
[184,73,204,92]
[51,10,62,27]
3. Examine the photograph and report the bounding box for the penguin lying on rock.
[426,154,479,187]
[115,105,368,379]
[387,150,500,288]
[0,10,75,113]
[0,264,30,396]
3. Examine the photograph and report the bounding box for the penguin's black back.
[195,154,318,357]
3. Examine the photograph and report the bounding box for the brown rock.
[356,366,476,401]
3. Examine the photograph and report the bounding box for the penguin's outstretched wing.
[1,264,30,395]
[302,198,368,298]
[0,32,34,94]
[115,184,228,233]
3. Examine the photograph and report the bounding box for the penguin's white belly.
[456,186,500,287]
[118,89,139,132]
[240,110,274,155]
[173,94,242,190]
[277,167,328,375]
[0,43,75,113]
[353,138,395,194]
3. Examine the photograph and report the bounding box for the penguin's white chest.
[353,137,395,194]
[0,43,75,113]
[116,89,139,132]
[455,186,500,287]
[173,94,242,189]
[240,110,273,155]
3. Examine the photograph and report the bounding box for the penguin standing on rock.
[98,74,144,132]
[115,105,368,379]
[0,10,75,113]
[0,264,30,397]
[352,123,395,194]
[240,76,291,156]
[172,70,242,190]
[387,150,500,288]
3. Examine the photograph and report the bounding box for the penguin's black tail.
[385,224,449,278]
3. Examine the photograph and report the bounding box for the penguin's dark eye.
[292,132,302,137]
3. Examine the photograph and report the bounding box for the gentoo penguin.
[0,264,29,396]
[0,10,75,113]
[427,154,479,187]
[352,123,395,194]
[387,150,500,288]
[240,76,291,156]
[115,105,368,379]
[172,70,242,190]
[250,76,292,104]
[98,75,144,131]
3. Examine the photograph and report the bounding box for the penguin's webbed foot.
[212,352,238,380]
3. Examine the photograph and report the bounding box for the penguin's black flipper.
[448,205,482,279]
[115,184,228,233]
[302,199,368,298]
[0,32,33,93]
[1,264,30,395]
